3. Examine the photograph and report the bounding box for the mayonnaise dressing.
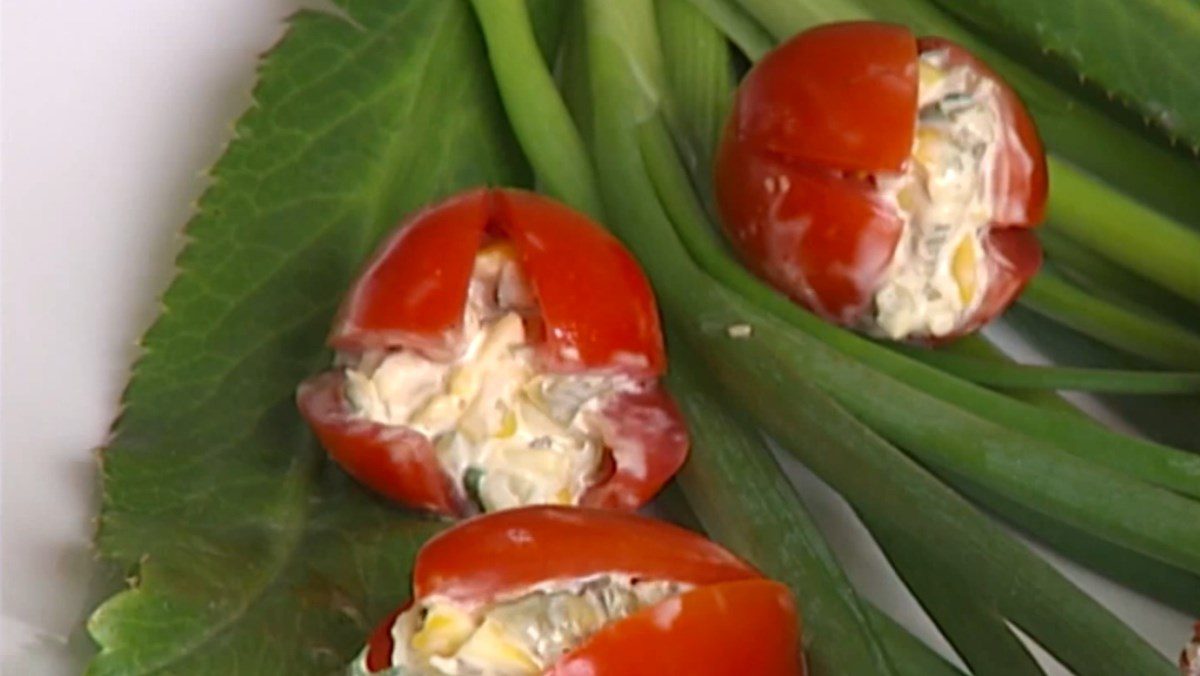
[384,576,689,675]
[343,245,637,512]
[871,49,1001,340]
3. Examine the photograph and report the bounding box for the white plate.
[1,1,1191,673]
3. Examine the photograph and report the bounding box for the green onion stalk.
[470,0,1191,672]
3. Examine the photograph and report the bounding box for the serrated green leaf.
[87,1,529,673]
[933,0,1200,151]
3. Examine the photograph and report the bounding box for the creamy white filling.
[871,50,1000,340]
[343,246,636,512]
[385,576,689,675]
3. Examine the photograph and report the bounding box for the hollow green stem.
[638,110,1200,502]
[592,2,1200,584]
[1041,230,1200,331]
[937,336,1082,415]
[865,518,1045,676]
[891,345,1200,394]
[668,346,907,675]
[947,469,1200,617]
[683,0,776,60]
[470,0,604,219]
[1046,158,1200,304]
[1020,273,1200,369]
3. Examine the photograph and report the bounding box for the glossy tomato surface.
[328,189,489,359]
[732,21,918,173]
[549,580,803,676]
[716,21,1047,339]
[412,506,757,606]
[329,188,665,374]
[497,190,665,376]
[581,384,690,511]
[363,507,803,675]
[296,371,460,514]
[299,189,686,516]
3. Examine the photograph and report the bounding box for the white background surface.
[0,1,1192,674]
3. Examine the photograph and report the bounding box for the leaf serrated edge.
[86,6,369,672]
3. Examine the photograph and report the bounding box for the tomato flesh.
[716,22,1047,341]
[361,507,803,675]
[733,21,918,173]
[413,506,757,606]
[296,371,460,514]
[300,190,684,517]
[330,188,665,373]
[582,384,689,511]
[549,580,804,676]
[714,134,903,321]
[497,190,666,376]
[329,189,488,358]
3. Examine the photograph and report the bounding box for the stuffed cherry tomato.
[297,189,688,517]
[715,21,1047,342]
[350,506,804,676]
[1183,622,1200,676]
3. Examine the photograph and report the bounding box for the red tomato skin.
[298,375,689,518]
[716,22,1047,339]
[954,228,1042,338]
[306,189,685,515]
[734,21,918,173]
[714,125,904,322]
[582,383,690,511]
[364,605,406,672]
[498,189,666,377]
[549,579,804,676]
[295,371,462,516]
[329,188,666,374]
[412,506,759,608]
[328,189,488,359]
[361,508,802,675]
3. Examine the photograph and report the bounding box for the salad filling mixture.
[341,244,636,512]
[378,576,689,675]
[872,49,1001,340]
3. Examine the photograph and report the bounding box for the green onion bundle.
[473,0,1200,672]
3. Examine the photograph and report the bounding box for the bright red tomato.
[548,579,802,676]
[497,190,667,375]
[328,188,665,373]
[362,507,805,676]
[716,21,1046,341]
[298,189,687,517]
[328,189,489,359]
[297,371,460,514]
[411,507,758,606]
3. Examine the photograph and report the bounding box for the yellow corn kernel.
[919,60,944,89]
[495,409,518,439]
[952,237,978,304]
[914,128,942,169]
[455,618,540,673]
[411,394,460,430]
[553,488,573,505]
[448,364,476,400]
[411,605,476,657]
[896,183,919,213]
